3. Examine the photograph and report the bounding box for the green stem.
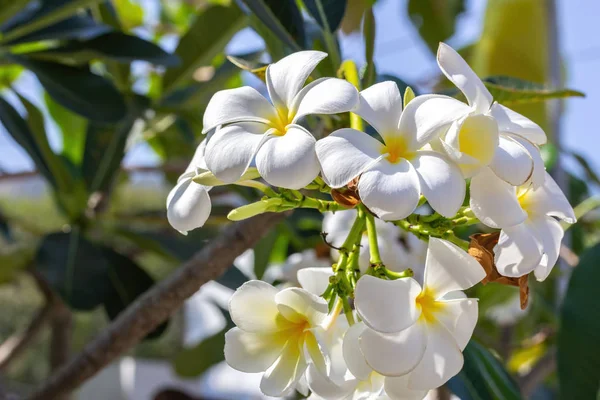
[364,208,382,265]
[380,267,414,280]
[342,296,355,325]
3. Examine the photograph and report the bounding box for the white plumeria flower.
[316,81,465,220]
[353,238,485,390]
[470,168,576,280]
[166,140,212,234]
[202,51,359,190]
[224,280,331,397]
[323,210,414,272]
[427,43,546,187]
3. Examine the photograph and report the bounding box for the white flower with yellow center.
[224,280,331,396]
[427,43,546,188]
[353,238,485,390]
[316,81,466,220]
[166,139,212,234]
[202,51,359,190]
[470,168,576,280]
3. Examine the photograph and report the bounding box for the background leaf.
[482,76,585,106]
[304,0,347,32]
[240,0,305,51]
[45,92,87,166]
[3,15,111,45]
[407,0,465,53]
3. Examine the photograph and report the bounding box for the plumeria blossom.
[427,43,546,187]
[202,51,359,190]
[470,168,576,280]
[353,238,485,390]
[166,140,212,234]
[224,281,331,396]
[316,81,466,220]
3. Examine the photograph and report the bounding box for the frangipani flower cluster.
[165,43,577,399]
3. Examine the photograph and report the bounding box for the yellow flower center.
[416,288,446,323]
[270,106,291,136]
[517,186,533,213]
[457,115,497,165]
[381,136,414,164]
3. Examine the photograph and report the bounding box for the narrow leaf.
[407,0,466,54]
[362,6,376,88]
[3,15,111,45]
[45,92,87,165]
[483,76,585,106]
[0,0,33,28]
[304,0,347,32]
[240,0,305,51]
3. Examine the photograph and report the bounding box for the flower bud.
[227,198,283,221]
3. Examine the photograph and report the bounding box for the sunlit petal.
[521,171,576,223]
[489,103,546,145]
[275,287,328,326]
[530,216,564,281]
[224,327,285,373]
[384,375,429,400]
[260,339,308,396]
[494,223,543,277]
[166,178,211,234]
[292,78,359,122]
[354,81,403,139]
[229,280,281,333]
[434,299,478,351]
[490,135,533,186]
[342,322,373,381]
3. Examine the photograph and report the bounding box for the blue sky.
[0,0,598,178]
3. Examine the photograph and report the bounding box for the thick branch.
[28,212,286,400]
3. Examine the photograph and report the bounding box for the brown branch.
[27,212,286,400]
[518,350,557,397]
[0,270,56,372]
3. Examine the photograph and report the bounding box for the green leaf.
[102,249,168,340]
[407,0,465,54]
[0,65,23,89]
[448,340,522,400]
[172,306,233,377]
[558,243,600,398]
[253,226,280,279]
[36,229,112,310]
[3,16,111,45]
[361,6,376,88]
[28,32,180,67]
[45,92,87,165]
[112,0,144,31]
[303,0,347,32]
[540,143,558,170]
[216,265,248,290]
[0,0,31,27]
[241,0,305,51]
[570,151,600,187]
[8,54,127,122]
[482,76,585,106]
[0,0,107,44]
[162,4,247,94]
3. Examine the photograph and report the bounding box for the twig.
[27,212,287,400]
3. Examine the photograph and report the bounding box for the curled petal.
[342,322,372,381]
[412,151,465,217]
[408,324,464,390]
[203,86,277,133]
[297,267,333,296]
[424,238,486,298]
[358,159,421,221]
[494,223,543,278]
[360,324,426,377]
[266,50,327,110]
[398,94,471,150]
[522,171,576,223]
[316,128,383,188]
[469,167,527,229]
[292,78,359,122]
[490,103,546,145]
[166,178,211,234]
[205,122,267,183]
[355,275,421,333]
[384,375,429,400]
[353,81,403,138]
[437,42,493,113]
[184,138,208,174]
[275,287,328,326]
[256,125,320,189]
[229,281,281,333]
[531,216,564,281]
[490,136,534,186]
[434,299,479,351]
[509,135,546,188]
[260,339,308,396]
[224,327,285,373]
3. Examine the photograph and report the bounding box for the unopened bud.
[193,168,260,186]
[227,198,283,221]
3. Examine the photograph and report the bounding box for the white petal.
[408,324,464,390]
[398,95,471,150]
[508,135,545,188]
[316,128,383,188]
[204,122,266,183]
[229,280,280,332]
[437,42,493,113]
[342,322,372,380]
[306,365,357,400]
[494,223,543,277]
[412,151,465,217]
[354,81,403,138]
[184,138,208,174]
[469,167,527,229]
[292,78,359,122]
[355,275,421,333]
[297,267,333,296]
[224,327,285,373]
[260,339,308,396]
[360,324,426,376]
[166,178,211,234]
[531,216,564,281]
[358,159,421,221]
[203,86,277,132]
[256,125,320,189]
[423,238,485,298]
[384,375,429,400]
[521,171,576,223]
[490,103,546,145]
[304,328,331,377]
[489,136,533,186]
[266,50,327,110]
[434,299,478,351]
[275,287,328,326]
